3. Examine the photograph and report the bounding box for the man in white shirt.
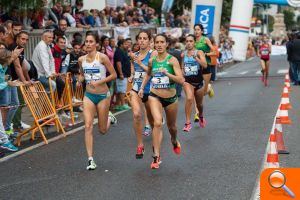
[32,30,56,92]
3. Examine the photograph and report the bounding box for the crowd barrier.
[16,82,66,146]
[25,25,157,60]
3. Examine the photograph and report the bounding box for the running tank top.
[82,52,107,84]
[151,54,176,89]
[259,44,270,60]
[195,36,211,64]
[132,50,152,93]
[183,50,203,84]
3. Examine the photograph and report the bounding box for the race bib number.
[84,68,101,83]
[134,72,146,83]
[152,75,170,89]
[261,50,269,56]
[184,65,198,76]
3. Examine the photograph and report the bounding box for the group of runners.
[79,24,219,170]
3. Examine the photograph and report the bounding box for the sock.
[88,157,93,161]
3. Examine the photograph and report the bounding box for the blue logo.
[194,5,215,36]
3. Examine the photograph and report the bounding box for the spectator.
[209,36,220,82]
[4,20,13,34]
[287,32,300,85]
[74,11,91,29]
[3,21,22,47]
[113,39,131,110]
[51,1,63,21]
[101,35,114,64]
[1,7,20,22]
[21,9,33,30]
[63,5,76,28]
[42,0,59,29]
[71,0,83,17]
[0,26,7,43]
[52,36,67,74]
[0,47,22,153]
[31,9,44,29]
[168,38,182,97]
[31,30,56,92]
[8,31,31,132]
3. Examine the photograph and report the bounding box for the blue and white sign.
[194,5,215,36]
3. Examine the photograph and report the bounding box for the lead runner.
[138,34,184,169]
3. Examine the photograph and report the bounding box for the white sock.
[88,157,93,161]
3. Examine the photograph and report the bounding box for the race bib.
[134,72,146,83]
[184,65,199,76]
[84,68,101,83]
[261,50,269,56]
[152,75,170,89]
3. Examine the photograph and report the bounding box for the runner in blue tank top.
[128,31,156,159]
[182,34,207,132]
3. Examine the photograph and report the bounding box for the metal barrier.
[16,82,66,146]
[25,25,157,60]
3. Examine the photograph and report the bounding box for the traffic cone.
[280,86,292,110]
[284,75,291,91]
[275,117,289,154]
[278,103,292,125]
[266,122,279,168]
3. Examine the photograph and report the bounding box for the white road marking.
[0,109,130,163]
[277,69,288,74]
[256,70,261,74]
[239,71,248,75]
[217,72,228,76]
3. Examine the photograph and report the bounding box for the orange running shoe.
[136,145,145,159]
[172,140,181,155]
[150,156,162,169]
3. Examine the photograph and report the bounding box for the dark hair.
[194,24,204,31]
[16,30,29,38]
[154,34,169,43]
[101,35,109,44]
[0,26,6,34]
[85,31,100,43]
[117,39,125,47]
[56,36,66,43]
[72,41,82,47]
[137,30,151,40]
[0,42,7,48]
[125,38,132,42]
[12,21,23,28]
[186,34,196,41]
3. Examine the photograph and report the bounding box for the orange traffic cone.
[278,102,292,125]
[280,87,292,110]
[275,118,289,154]
[284,74,291,91]
[266,122,279,168]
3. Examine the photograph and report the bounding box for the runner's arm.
[205,38,217,56]
[196,50,207,68]
[139,58,152,90]
[164,57,185,85]
[93,54,117,85]
[77,56,84,82]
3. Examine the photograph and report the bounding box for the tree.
[221,0,233,26]
[283,9,296,30]
[1,0,43,10]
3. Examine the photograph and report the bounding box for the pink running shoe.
[199,117,207,128]
[182,123,192,132]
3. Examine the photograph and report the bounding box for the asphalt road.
[0,56,298,200]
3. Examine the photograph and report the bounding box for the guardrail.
[25,25,157,59]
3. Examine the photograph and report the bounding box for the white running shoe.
[21,121,31,129]
[86,159,97,170]
[109,111,117,125]
[72,97,82,103]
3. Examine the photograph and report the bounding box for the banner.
[194,5,215,36]
[271,45,287,55]
[114,26,130,40]
[157,27,183,38]
[161,0,174,12]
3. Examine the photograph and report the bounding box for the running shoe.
[0,151,5,158]
[182,123,192,132]
[21,121,31,129]
[172,140,181,155]
[121,104,131,110]
[0,141,18,152]
[5,130,18,139]
[86,159,97,170]
[114,105,122,111]
[194,113,199,122]
[109,111,117,125]
[143,126,151,136]
[208,84,215,98]
[199,116,207,128]
[150,156,162,169]
[136,145,145,159]
[264,79,268,87]
[261,75,265,82]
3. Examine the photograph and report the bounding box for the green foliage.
[283,9,296,30]
[221,0,233,26]
[267,15,274,32]
[1,0,42,10]
[148,0,163,14]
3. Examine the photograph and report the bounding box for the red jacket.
[51,44,66,73]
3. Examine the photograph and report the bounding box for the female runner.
[78,32,117,170]
[182,34,207,132]
[129,30,155,159]
[194,24,216,125]
[138,34,184,169]
[258,37,271,86]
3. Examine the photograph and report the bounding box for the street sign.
[194,5,215,36]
